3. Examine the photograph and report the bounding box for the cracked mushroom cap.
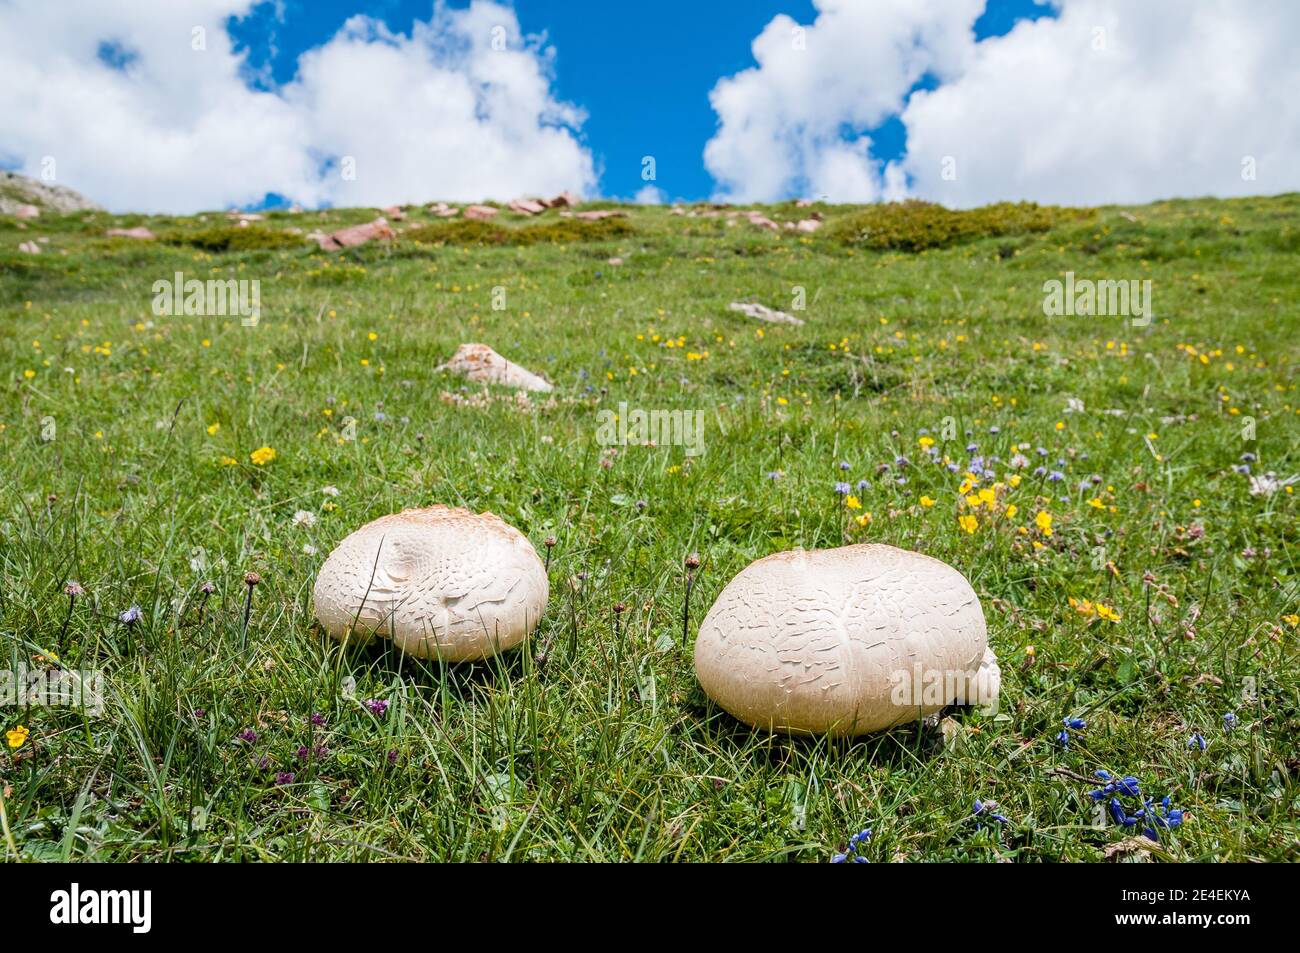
[694,544,997,736]
[312,506,548,662]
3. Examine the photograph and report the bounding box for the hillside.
[0,193,1297,861]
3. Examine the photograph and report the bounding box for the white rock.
[694,544,998,736]
[728,301,804,326]
[313,506,548,662]
[437,343,553,392]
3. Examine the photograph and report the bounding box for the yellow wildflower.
[6,725,28,749]
[250,446,276,466]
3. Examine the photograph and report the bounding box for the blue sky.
[9,0,1291,213]
[229,0,1056,203]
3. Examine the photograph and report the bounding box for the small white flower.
[302,543,317,555]
[292,510,317,527]
[321,485,340,497]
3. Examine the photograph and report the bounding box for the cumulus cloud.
[899,0,1300,206]
[704,0,983,203]
[0,0,595,212]
[706,0,1300,205]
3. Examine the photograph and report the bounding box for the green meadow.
[0,194,1296,861]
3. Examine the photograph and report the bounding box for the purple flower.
[1188,733,1207,751]
[119,606,143,625]
[238,729,258,744]
[365,698,389,717]
[834,482,851,495]
[274,772,295,786]
[387,749,399,764]
[310,712,325,727]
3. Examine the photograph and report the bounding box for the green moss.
[828,200,1093,252]
[405,217,634,247]
[162,225,307,252]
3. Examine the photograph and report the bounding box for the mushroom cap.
[694,543,994,736]
[312,506,548,662]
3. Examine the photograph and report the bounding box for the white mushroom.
[312,506,548,662]
[694,543,999,736]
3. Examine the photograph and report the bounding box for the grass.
[0,194,1297,862]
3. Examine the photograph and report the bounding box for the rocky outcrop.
[1,171,102,216]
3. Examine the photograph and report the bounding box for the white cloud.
[707,0,1300,206]
[632,184,665,205]
[0,0,595,213]
[704,0,984,203]
[899,0,1300,206]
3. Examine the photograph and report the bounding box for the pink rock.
[428,202,459,218]
[746,212,780,231]
[543,191,581,209]
[18,240,41,253]
[381,205,407,221]
[14,204,40,220]
[795,219,822,233]
[508,198,547,215]
[573,210,627,221]
[464,205,499,221]
[795,199,813,208]
[312,217,395,251]
[106,226,155,240]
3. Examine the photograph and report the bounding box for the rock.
[694,544,999,736]
[571,210,626,221]
[17,240,40,254]
[464,204,499,221]
[795,218,822,233]
[437,343,553,392]
[0,171,102,216]
[745,211,780,231]
[381,205,407,221]
[105,226,155,240]
[507,198,547,215]
[313,506,548,662]
[728,301,804,326]
[542,191,580,208]
[14,204,39,220]
[311,217,395,251]
[428,202,459,217]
